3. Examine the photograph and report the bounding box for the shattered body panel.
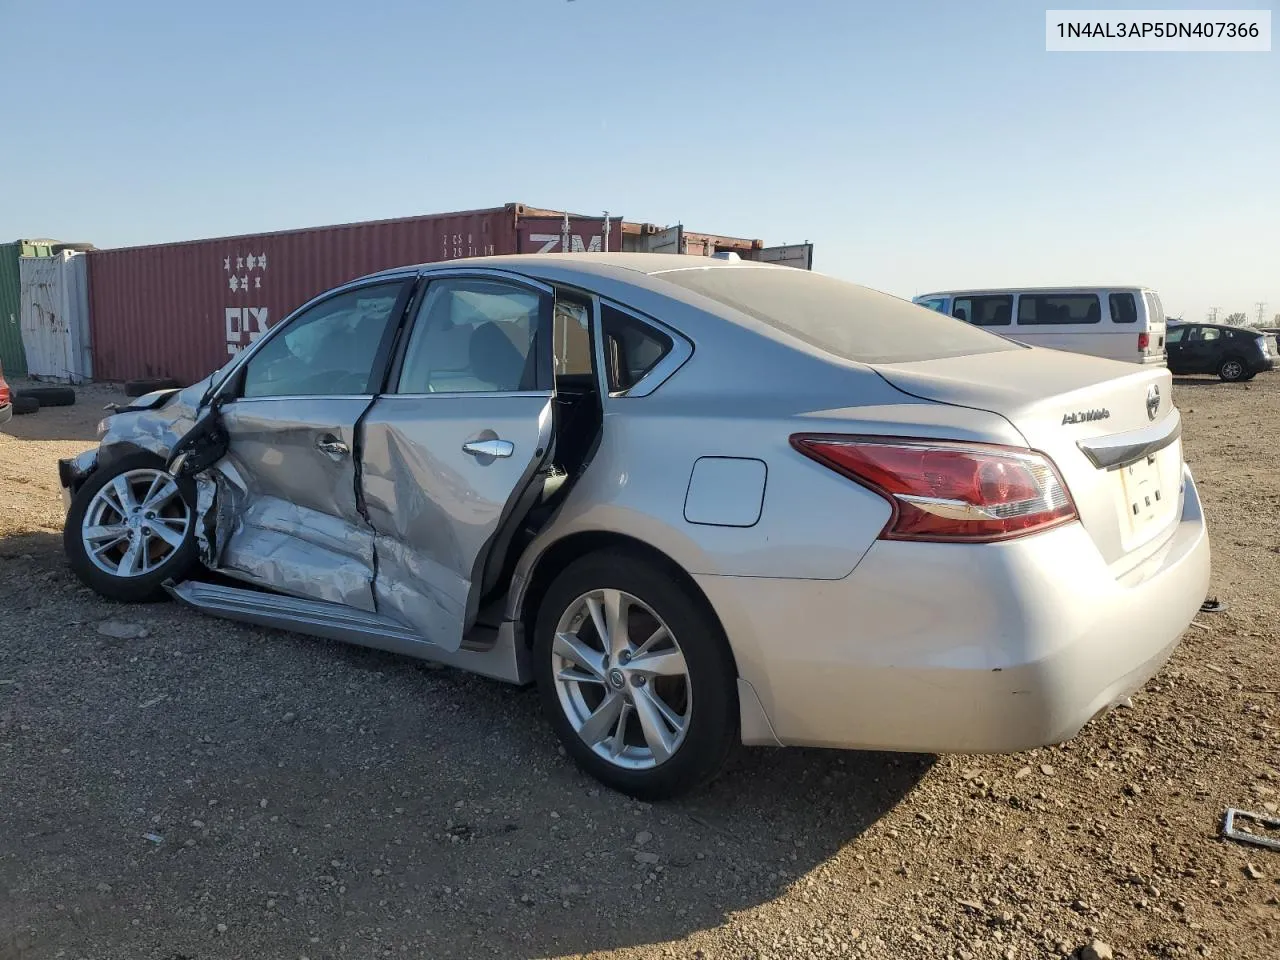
[359,395,553,651]
[211,398,377,610]
[98,377,212,463]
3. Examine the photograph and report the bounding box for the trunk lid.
[870,346,1181,570]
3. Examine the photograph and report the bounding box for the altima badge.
[1062,408,1110,425]
[1146,384,1160,421]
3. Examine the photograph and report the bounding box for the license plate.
[1121,455,1164,532]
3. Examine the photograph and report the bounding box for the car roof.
[1169,321,1262,332]
[361,252,774,283]
[914,285,1152,298]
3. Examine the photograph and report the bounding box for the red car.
[0,360,12,425]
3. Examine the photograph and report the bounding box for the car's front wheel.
[533,550,738,800]
[64,451,200,602]
[1219,357,1247,381]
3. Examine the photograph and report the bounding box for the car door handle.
[462,439,514,459]
[316,435,350,459]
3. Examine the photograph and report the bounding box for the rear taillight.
[1138,332,1150,351]
[792,436,1078,542]
[0,378,9,407]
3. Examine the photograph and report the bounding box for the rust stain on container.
[87,204,620,384]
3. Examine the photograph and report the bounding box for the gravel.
[2,374,1279,959]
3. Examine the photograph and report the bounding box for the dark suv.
[1166,322,1274,382]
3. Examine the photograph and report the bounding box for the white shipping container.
[20,252,92,382]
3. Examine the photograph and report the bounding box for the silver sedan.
[59,254,1210,799]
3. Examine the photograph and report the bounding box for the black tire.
[16,385,75,406]
[64,451,200,603]
[1218,357,1247,382]
[533,549,738,800]
[125,378,181,398]
[11,395,39,415]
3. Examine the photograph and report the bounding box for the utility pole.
[1207,307,1219,323]
[1256,302,1267,326]
[602,211,611,253]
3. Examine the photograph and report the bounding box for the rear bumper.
[701,464,1210,752]
[1250,356,1275,374]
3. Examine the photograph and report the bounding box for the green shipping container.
[0,240,56,377]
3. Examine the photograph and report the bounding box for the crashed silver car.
[61,254,1210,799]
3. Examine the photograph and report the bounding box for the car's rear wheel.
[533,550,738,800]
[64,451,199,602]
[1219,357,1246,382]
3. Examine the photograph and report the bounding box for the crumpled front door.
[208,397,377,610]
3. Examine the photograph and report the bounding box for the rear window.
[1109,293,1138,324]
[1017,294,1101,325]
[657,268,1019,364]
[1143,291,1166,326]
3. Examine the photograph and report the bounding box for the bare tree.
[1223,311,1249,326]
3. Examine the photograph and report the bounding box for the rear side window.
[1017,293,1101,325]
[601,305,672,393]
[1109,293,1138,324]
[952,295,1012,327]
[917,297,948,314]
[655,267,1019,364]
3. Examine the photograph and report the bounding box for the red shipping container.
[87,204,620,384]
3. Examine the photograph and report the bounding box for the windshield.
[657,267,1020,364]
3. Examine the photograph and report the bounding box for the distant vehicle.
[913,286,1167,365]
[1258,327,1280,354]
[0,360,10,426]
[59,254,1209,799]
[1165,322,1274,381]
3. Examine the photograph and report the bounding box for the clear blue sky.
[1,0,1275,322]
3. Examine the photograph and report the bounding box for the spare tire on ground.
[16,385,75,407]
[125,378,181,397]
[12,395,39,415]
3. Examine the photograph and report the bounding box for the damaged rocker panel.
[166,579,532,683]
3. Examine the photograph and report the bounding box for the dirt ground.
[1,374,1277,960]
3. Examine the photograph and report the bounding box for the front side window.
[1017,294,1102,325]
[397,278,544,394]
[953,295,1013,327]
[1165,325,1186,344]
[1109,293,1138,324]
[241,282,405,398]
[601,305,673,393]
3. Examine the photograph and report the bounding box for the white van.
[912,287,1167,365]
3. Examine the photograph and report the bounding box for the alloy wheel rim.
[1223,360,1243,379]
[551,588,692,770]
[81,468,190,578]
